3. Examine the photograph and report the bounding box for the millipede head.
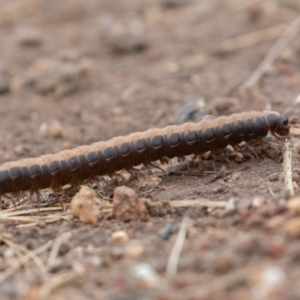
[274,113,290,137]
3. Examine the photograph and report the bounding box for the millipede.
[0,110,294,201]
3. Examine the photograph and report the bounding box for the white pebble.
[128,263,161,288]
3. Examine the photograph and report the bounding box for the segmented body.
[0,111,290,196]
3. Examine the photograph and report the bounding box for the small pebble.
[266,215,285,229]
[251,265,288,299]
[224,198,236,214]
[125,242,144,258]
[112,186,147,221]
[39,120,64,138]
[286,196,300,215]
[14,144,29,156]
[215,254,232,273]
[175,98,207,124]
[127,263,161,288]
[285,218,300,238]
[71,186,99,224]
[293,181,299,191]
[212,184,225,194]
[231,173,240,180]
[159,220,176,240]
[252,197,265,208]
[99,17,147,54]
[268,173,279,182]
[25,57,86,97]
[111,230,129,243]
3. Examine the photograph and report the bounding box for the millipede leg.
[211,149,233,167]
[126,168,145,182]
[272,132,286,142]
[188,154,199,168]
[97,176,109,187]
[244,143,259,159]
[160,156,170,165]
[233,144,258,160]
[53,189,65,211]
[8,195,18,209]
[148,163,167,175]
[112,173,126,185]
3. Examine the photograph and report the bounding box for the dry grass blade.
[0,197,227,227]
[147,199,228,209]
[40,271,74,298]
[283,140,294,198]
[168,199,227,208]
[47,233,68,269]
[166,215,189,278]
[0,206,63,217]
[93,199,227,213]
[0,240,53,283]
[3,238,47,274]
[240,14,300,91]
[0,205,71,227]
[217,23,287,54]
[16,214,72,228]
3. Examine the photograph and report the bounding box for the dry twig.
[240,15,300,91]
[166,215,189,278]
[47,232,69,269]
[283,140,294,198]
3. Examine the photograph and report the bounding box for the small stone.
[127,263,161,288]
[268,173,279,182]
[286,196,300,215]
[252,197,266,208]
[251,266,288,299]
[111,230,129,243]
[112,186,147,221]
[212,184,225,194]
[266,215,285,229]
[214,254,232,273]
[293,181,299,191]
[231,173,240,180]
[39,120,64,138]
[25,57,85,97]
[125,242,144,258]
[224,198,236,214]
[72,256,102,276]
[99,17,147,54]
[285,218,300,238]
[175,98,207,124]
[71,186,99,224]
[14,144,29,156]
[159,221,176,240]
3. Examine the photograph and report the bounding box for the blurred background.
[0,0,299,160]
[2,1,300,299]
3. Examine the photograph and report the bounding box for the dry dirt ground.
[1,0,300,299]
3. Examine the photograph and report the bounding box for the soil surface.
[1,0,300,299]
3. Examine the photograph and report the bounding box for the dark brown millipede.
[0,110,291,198]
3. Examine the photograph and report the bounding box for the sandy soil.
[1,0,300,299]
